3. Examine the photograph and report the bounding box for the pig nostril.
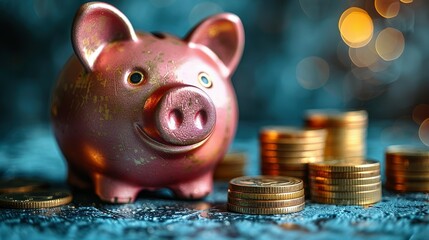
[194,110,208,130]
[168,109,183,130]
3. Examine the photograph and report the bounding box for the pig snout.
[149,86,216,146]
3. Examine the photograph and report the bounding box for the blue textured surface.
[0,123,428,240]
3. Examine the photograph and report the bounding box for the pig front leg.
[93,173,142,203]
[169,171,213,199]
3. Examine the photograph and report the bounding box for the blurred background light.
[375,27,405,61]
[339,7,373,48]
[412,104,429,124]
[375,0,401,19]
[296,56,329,90]
[348,41,379,68]
[419,118,429,146]
[400,0,413,4]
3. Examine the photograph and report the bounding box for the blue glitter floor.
[0,122,428,240]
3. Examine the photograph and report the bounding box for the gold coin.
[261,156,324,164]
[0,189,72,209]
[228,188,305,200]
[260,126,327,139]
[229,176,303,194]
[310,188,381,199]
[385,162,429,172]
[261,149,324,158]
[385,156,429,166]
[260,162,308,171]
[325,142,366,148]
[326,128,367,135]
[309,160,380,172]
[325,145,366,156]
[260,169,307,178]
[227,202,305,215]
[310,175,381,185]
[311,195,381,206]
[385,172,429,181]
[304,109,368,128]
[0,178,48,194]
[228,195,305,208]
[260,142,325,151]
[310,182,381,192]
[260,136,326,144]
[385,182,429,192]
[219,152,247,165]
[309,169,380,179]
[385,177,428,185]
[385,145,429,158]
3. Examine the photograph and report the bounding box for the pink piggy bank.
[51,2,244,203]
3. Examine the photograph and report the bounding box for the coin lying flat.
[304,109,368,128]
[311,182,381,192]
[385,145,429,157]
[310,175,381,185]
[309,160,380,172]
[0,189,72,209]
[385,182,429,192]
[0,178,47,194]
[385,163,429,172]
[260,142,325,151]
[227,202,305,215]
[311,195,381,205]
[260,126,327,139]
[228,195,305,208]
[261,149,324,158]
[260,169,308,178]
[261,156,324,164]
[228,188,305,200]
[310,189,381,199]
[260,162,308,171]
[229,176,303,194]
[309,169,380,179]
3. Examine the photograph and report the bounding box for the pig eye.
[128,71,145,85]
[198,72,212,88]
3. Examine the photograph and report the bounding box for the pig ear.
[186,13,244,77]
[72,2,138,72]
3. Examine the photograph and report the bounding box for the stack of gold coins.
[227,176,305,215]
[309,160,382,205]
[304,110,368,160]
[385,145,429,192]
[259,126,327,190]
[213,152,247,181]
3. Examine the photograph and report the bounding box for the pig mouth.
[134,123,209,154]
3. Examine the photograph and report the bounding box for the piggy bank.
[51,2,244,203]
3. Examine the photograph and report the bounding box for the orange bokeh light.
[339,7,373,48]
[375,0,400,18]
[400,0,413,4]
